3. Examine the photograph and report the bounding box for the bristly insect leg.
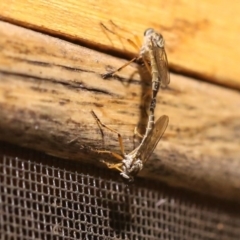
[94,149,123,161]
[100,21,151,79]
[91,110,125,156]
[100,160,123,172]
[102,57,139,79]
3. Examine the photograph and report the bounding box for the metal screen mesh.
[0,142,240,240]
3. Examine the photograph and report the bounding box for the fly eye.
[144,28,154,36]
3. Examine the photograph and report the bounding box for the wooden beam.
[0,0,240,89]
[0,21,240,201]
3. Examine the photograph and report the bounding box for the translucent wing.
[153,44,170,88]
[136,115,169,163]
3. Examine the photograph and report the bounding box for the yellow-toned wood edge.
[0,21,240,201]
[0,0,240,90]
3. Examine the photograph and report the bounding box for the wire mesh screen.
[0,142,240,240]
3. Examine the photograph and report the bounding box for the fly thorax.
[140,29,155,56]
[139,44,150,58]
[155,34,165,48]
[120,155,134,182]
[122,155,134,170]
[131,159,143,174]
[121,155,143,181]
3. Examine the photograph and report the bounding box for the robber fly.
[92,110,169,182]
[140,28,170,116]
[101,23,170,134]
[102,24,170,102]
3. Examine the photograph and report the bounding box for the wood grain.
[0,21,240,201]
[0,0,240,90]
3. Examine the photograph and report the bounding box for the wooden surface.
[0,0,240,90]
[1,21,240,201]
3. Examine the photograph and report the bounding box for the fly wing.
[136,115,169,163]
[154,45,170,88]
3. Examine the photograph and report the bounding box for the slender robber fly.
[101,22,170,136]
[92,110,169,182]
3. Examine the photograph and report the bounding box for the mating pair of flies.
[92,21,170,182]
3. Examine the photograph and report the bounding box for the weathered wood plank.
[0,21,240,201]
[0,0,240,89]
